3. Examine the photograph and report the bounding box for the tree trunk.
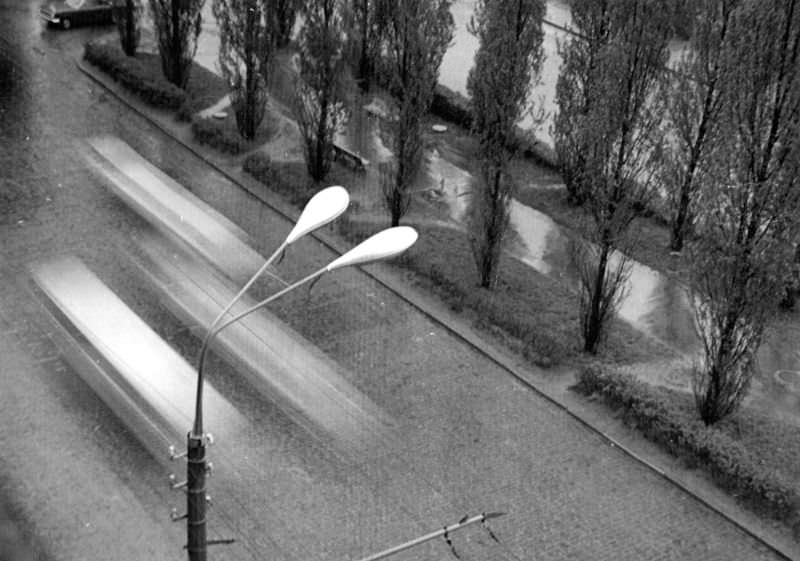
[313,94,330,180]
[389,133,407,226]
[358,0,370,90]
[584,241,610,353]
[125,0,135,55]
[670,92,711,252]
[670,177,692,252]
[244,57,256,139]
[390,176,402,227]
[478,167,503,288]
[171,0,180,86]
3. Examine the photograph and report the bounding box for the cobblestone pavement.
[0,4,793,561]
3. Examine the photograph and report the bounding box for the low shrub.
[574,364,800,525]
[83,41,186,110]
[191,117,251,155]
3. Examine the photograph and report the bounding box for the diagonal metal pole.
[351,512,506,561]
[186,433,207,561]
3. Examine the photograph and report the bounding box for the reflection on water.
[426,148,472,220]
[509,201,568,276]
[437,171,697,350]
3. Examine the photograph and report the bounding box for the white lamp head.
[326,226,418,272]
[285,186,350,244]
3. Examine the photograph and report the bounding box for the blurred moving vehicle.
[40,0,113,29]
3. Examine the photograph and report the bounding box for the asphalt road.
[0,3,792,561]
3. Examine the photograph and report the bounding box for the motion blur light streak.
[83,135,397,457]
[83,135,268,283]
[135,231,398,458]
[28,254,248,458]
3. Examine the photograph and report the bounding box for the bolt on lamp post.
[183,186,418,561]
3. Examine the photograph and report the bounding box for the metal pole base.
[186,433,207,561]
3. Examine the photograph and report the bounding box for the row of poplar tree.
[109,0,454,224]
[552,0,800,425]
[110,0,800,425]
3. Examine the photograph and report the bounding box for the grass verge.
[335,215,676,368]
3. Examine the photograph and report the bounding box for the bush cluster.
[574,364,800,525]
[191,117,251,155]
[83,41,186,110]
[508,126,559,169]
[430,84,473,129]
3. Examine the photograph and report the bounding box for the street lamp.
[183,186,418,561]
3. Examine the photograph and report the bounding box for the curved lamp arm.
[205,185,349,336]
[207,226,419,341]
[191,186,348,438]
[191,226,417,436]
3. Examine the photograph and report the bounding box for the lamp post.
[183,186,418,561]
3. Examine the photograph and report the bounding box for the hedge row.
[83,41,187,111]
[573,364,800,525]
[431,84,473,129]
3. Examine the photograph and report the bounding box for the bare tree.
[556,0,671,353]
[293,0,348,181]
[571,235,631,353]
[690,0,800,424]
[466,0,545,288]
[382,0,454,226]
[214,0,276,140]
[661,0,739,252]
[149,0,204,88]
[113,0,143,56]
